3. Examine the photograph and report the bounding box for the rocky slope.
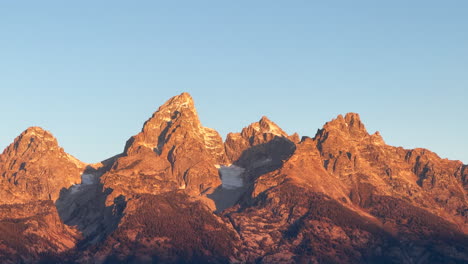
[0,93,466,263]
[0,127,84,203]
[102,92,225,203]
[224,116,298,183]
[314,113,467,230]
[0,127,85,263]
[222,117,468,263]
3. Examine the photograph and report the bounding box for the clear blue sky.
[1,1,467,163]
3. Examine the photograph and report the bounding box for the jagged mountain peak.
[343,112,361,122]
[258,116,288,137]
[2,126,86,168]
[0,127,84,204]
[142,92,199,135]
[241,115,288,138]
[2,127,60,158]
[317,113,386,147]
[107,93,226,202]
[225,116,296,167]
[259,115,273,124]
[318,112,369,140]
[157,92,195,113]
[1,96,467,263]
[23,126,52,135]
[20,126,57,143]
[329,112,365,130]
[124,93,226,164]
[125,92,206,155]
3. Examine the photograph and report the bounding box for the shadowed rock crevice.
[209,136,296,213]
[234,136,296,182]
[56,165,127,246]
[208,165,247,213]
[462,165,468,188]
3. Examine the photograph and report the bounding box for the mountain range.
[0,92,466,263]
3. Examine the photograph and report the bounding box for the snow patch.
[251,123,261,132]
[219,165,245,189]
[70,173,98,194]
[81,174,96,185]
[267,126,285,137]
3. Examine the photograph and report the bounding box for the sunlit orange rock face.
[315,113,467,230]
[0,93,466,263]
[0,127,84,203]
[84,93,238,262]
[101,92,225,203]
[223,113,467,263]
[224,116,298,182]
[0,128,84,263]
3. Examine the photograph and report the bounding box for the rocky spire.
[103,93,226,202]
[124,92,226,163]
[2,127,59,158]
[225,116,297,180]
[237,116,289,141]
[320,113,369,138]
[0,127,84,204]
[256,116,288,137]
[315,112,385,150]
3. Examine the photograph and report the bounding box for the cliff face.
[314,113,467,230]
[0,127,84,263]
[102,93,224,200]
[224,116,298,182]
[0,127,84,203]
[124,92,226,164]
[221,113,467,263]
[0,200,81,264]
[251,137,349,201]
[0,94,466,264]
[82,192,239,264]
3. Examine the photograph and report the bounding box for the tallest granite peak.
[107,92,226,201]
[124,92,226,163]
[158,92,195,112]
[124,92,198,155]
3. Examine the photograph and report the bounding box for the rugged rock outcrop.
[124,92,226,164]
[0,127,84,203]
[211,116,298,213]
[102,93,225,204]
[55,163,126,247]
[225,181,467,263]
[221,118,468,263]
[224,116,297,181]
[0,200,81,264]
[314,113,467,230]
[0,127,85,263]
[0,94,466,263]
[80,192,239,263]
[252,137,349,201]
